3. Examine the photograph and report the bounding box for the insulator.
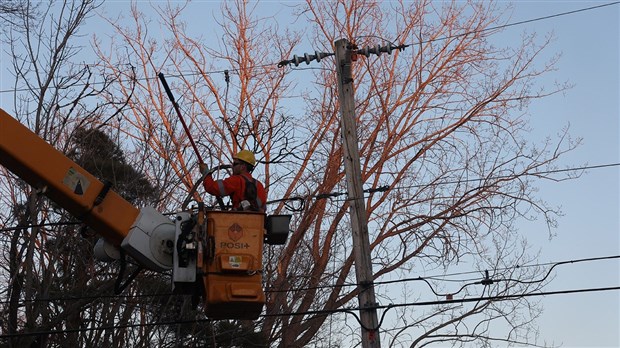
[293,54,304,67]
[283,51,334,67]
[353,43,408,59]
[314,50,323,62]
[384,42,393,55]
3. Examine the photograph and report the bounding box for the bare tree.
[92,0,300,214]
[0,1,167,347]
[0,0,29,27]
[0,0,580,347]
[260,1,578,347]
[97,0,578,346]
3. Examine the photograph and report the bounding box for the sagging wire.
[2,285,618,339]
[0,255,617,335]
[262,284,620,333]
[266,184,391,212]
[491,255,620,287]
[390,255,620,300]
[263,255,620,304]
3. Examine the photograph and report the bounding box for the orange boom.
[0,108,290,319]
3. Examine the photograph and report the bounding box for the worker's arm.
[203,171,241,196]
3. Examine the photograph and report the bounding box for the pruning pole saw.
[157,72,227,210]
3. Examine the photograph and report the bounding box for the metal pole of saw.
[158,72,227,210]
[158,72,204,165]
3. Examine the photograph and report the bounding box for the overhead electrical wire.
[1,254,617,306]
[266,162,620,206]
[318,285,620,332]
[396,255,620,298]
[1,160,614,232]
[411,1,619,46]
[1,161,618,232]
[1,284,618,339]
[264,254,620,294]
[0,2,618,339]
[0,2,617,94]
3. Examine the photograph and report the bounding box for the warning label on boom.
[63,167,90,195]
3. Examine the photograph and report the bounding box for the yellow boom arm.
[1,107,291,318]
[0,108,139,245]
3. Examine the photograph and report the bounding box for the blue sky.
[506,2,619,347]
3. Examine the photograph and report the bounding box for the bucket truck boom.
[0,108,291,319]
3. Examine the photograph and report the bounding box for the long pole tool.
[158,72,226,210]
[158,72,204,164]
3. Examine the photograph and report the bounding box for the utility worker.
[202,150,267,212]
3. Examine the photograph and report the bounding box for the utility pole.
[334,38,381,348]
[278,38,406,348]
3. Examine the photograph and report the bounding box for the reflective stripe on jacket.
[203,173,266,212]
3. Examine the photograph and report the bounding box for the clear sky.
[349,0,620,337]
[504,2,619,347]
[1,1,618,347]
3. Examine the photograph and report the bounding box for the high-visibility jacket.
[203,172,267,212]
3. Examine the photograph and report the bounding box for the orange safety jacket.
[203,172,267,212]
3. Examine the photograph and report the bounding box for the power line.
[3,254,617,305]
[379,285,620,312]
[0,160,616,231]
[264,254,620,294]
[267,285,620,332]
[394,255,620,298]
[410,1,620,46]
[267,162,620,206]
[1,161,617,232]
[1,284,618,339]
[276,2,620,66]
[1,2,617,94]
[0,288,176,306]
[391,162,620,196]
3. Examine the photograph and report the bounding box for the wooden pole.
[334,38,381,348]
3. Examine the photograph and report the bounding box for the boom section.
[0,108,138,245]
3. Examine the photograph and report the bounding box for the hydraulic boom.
[0,108,291,319]
[0,108,139,246]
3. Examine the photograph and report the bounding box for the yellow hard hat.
[234,150,256,167]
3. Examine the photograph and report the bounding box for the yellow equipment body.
[203,210,265,319]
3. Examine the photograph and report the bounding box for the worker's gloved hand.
[199,163,230,175]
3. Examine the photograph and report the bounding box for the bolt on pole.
[334,38,381,348]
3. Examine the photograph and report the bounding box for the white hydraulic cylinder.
[121,206,176,271]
